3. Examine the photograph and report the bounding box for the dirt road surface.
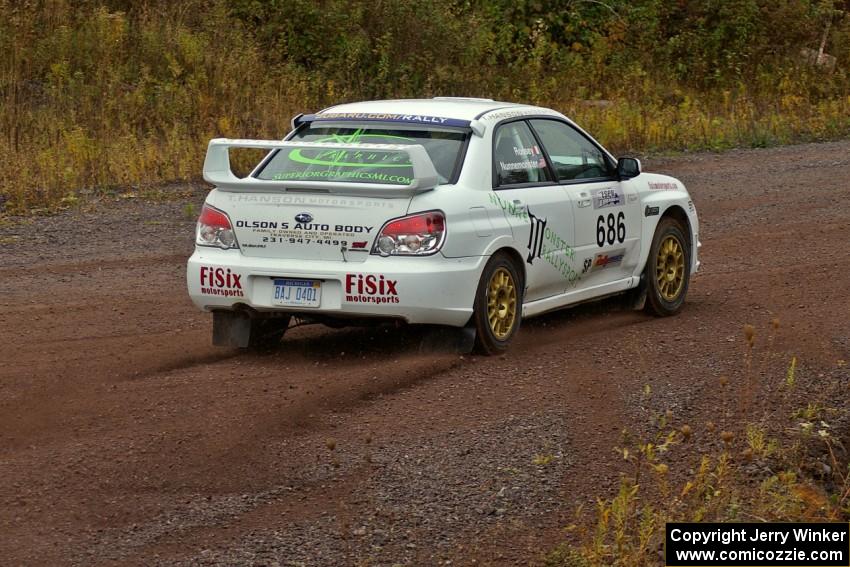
[2,141,849,565]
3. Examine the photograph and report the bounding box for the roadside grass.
[4,86,848,217]
[544,321,850,566]
[0,2,304,215]
[2,2,850,215]
[559,94,850,155]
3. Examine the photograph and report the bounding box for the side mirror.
[617,157,641,180]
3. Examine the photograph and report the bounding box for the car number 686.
[596,212,625,246]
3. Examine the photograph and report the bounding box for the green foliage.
[546,408,849,566]
[1,0,849,212]
[545,317,850,565]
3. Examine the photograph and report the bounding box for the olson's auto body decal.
[234,219,374,247]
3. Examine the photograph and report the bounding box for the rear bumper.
[186,248,485,327]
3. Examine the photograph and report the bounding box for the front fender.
[636,175,700,277]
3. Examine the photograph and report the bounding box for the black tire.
[247,315,292,350]
[472,253,522,355]
[644,218,691,316]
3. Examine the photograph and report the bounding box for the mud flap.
[419,325,477,354]
[630,274,648,310]
[212,310,252,348]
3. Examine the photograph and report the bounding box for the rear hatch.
[202,119,470,263]
[217,191,411,262]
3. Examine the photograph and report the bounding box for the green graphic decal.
[263,129,417,186]
[271,170,413,184]
[489,192,581,287]
[315,130,413,145]
[287,148,411,168]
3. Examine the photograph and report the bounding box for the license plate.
[271,278,321,308]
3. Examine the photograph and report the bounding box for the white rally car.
[187,98,699,354]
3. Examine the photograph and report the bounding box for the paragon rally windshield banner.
[666,523,850,566]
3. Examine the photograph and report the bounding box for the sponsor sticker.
[226,194,399,209]
[591,249,626,271]
[199,266,244,297]
[235,220,374,233]
[344,273,400,304]
[307,112,470,128]
[487,193,580,286]
[592,187,624,209]
[482,109,542,122]
[648,181,678,191]
[234,219,374,246]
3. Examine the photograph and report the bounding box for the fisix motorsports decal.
[344,273,400,304]
[235,219,375,247]
[199,266,244,298]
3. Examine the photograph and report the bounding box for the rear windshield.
[255,124,468,186]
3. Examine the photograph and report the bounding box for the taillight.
[372,211,446,256]
[196,204,239,249]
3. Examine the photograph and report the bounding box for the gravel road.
[1,140,849,565]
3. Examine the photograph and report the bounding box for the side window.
[529,119,614,182]
[493,121,552,187]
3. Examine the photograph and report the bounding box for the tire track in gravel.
[76,308,633,566]
[1,139,849,565]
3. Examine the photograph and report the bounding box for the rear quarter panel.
[409,134,521,261]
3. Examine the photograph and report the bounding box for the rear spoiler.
[202,138,440,196]
[290,112,486,136]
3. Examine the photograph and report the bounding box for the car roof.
[319,98,558,122]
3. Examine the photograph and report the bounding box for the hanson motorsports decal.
[227,194,399,210]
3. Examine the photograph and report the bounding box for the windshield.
[255,124,469,185]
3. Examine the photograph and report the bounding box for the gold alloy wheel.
[656,234,686,301]
[486,267,517,339]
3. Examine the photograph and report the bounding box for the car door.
[528,119,642,291]
[490,120,577,302]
